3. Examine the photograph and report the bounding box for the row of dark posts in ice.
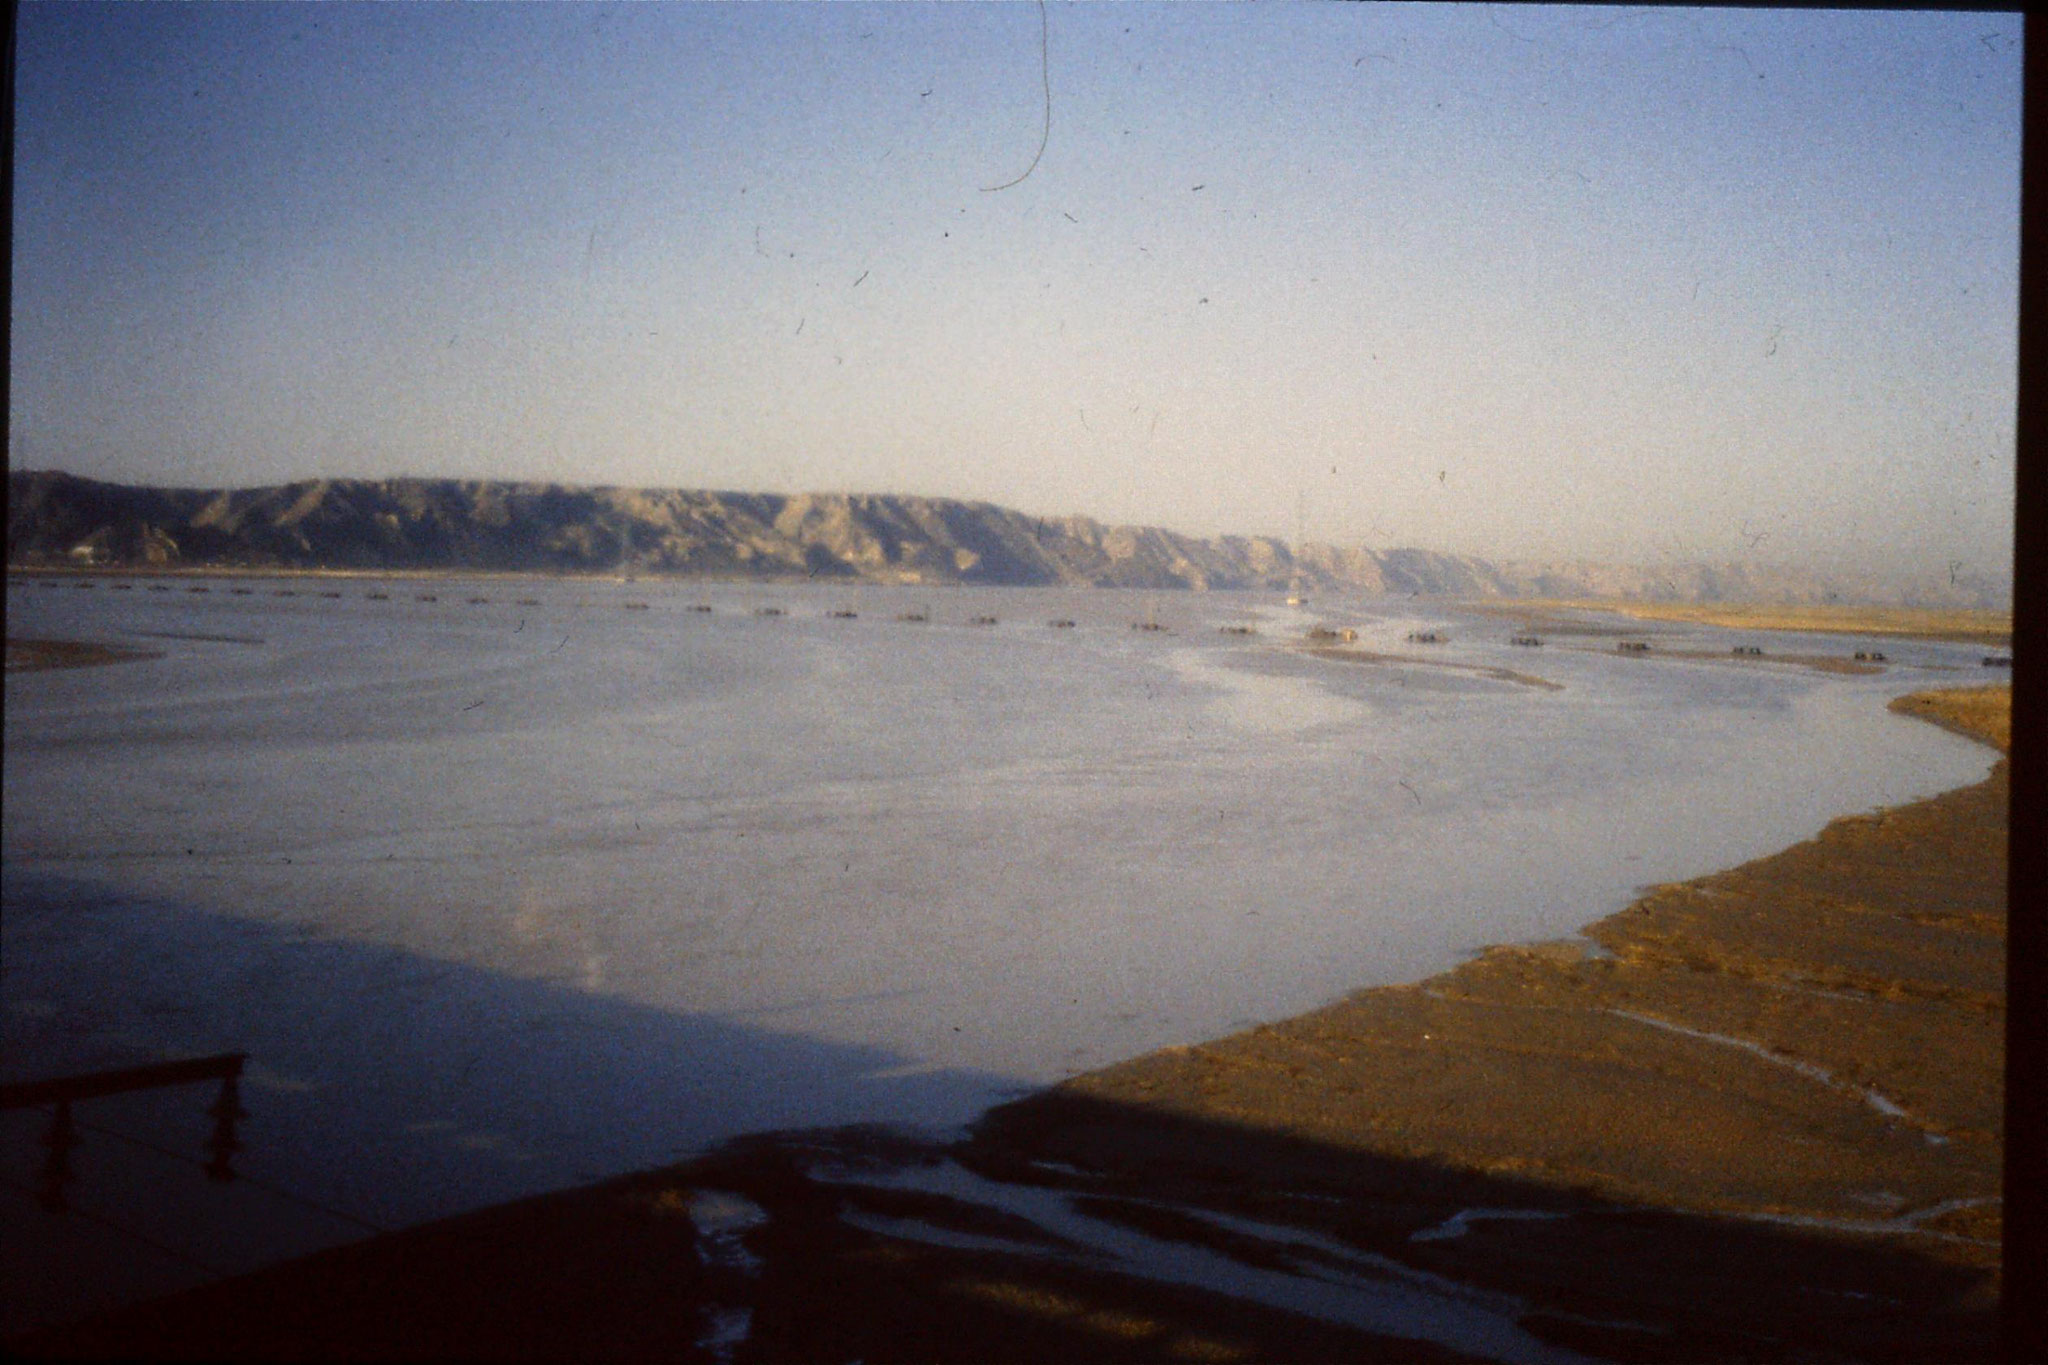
[26,577,1177,633]
[21,577,2014,664]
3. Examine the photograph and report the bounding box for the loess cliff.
[5,470,2007,607]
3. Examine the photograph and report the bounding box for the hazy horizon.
[9,3,2021,585]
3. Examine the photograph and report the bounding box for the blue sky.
[9,3,2022,584]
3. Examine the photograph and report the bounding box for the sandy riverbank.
[1465,600,2012,648]
[12,686,2009,1363]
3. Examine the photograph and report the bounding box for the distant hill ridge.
[4,470,2007,608]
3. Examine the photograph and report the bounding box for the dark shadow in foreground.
[9,1088,1996,1364]
[0,869,1017,1340]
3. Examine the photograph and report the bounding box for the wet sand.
[3,638,162,673]
[12,687,2008,1363]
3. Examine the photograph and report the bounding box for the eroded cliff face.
[5,473,1263,587]
[6,470,2009,607]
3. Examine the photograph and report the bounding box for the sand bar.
[3,638,162,673]
[1465,599,2012,647]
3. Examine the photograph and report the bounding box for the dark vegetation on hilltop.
[6,470,2008,607]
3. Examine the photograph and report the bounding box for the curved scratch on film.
[981,0,1050,192]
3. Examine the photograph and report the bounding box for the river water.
[0,575,2001,1329]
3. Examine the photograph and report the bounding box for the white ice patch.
[1411,1208,1573,1243]
[819,1160,1602,1365]
[685,1189,769,1274]
[698,1305,752,1364]
[1161,646,1367,736]
[841,1210,1061,1259]
[683,1190,769,1365]
[1739,1197,1999,1247]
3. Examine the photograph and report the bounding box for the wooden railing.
[2,1053,248,1211]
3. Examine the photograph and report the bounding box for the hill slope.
[5,470,2007,607]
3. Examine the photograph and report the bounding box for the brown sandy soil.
[11,688,2009,1363]
[1888,686,2011,752]
[4,638,163,673]
[1020,762,2003,1240]
[1468,600,2011,648]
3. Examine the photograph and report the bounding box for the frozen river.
[1,574,2002,1328]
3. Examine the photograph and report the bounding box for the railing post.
[3,1052,249,1204]
[204,1074,246,1182]
[38,1099,77,1212]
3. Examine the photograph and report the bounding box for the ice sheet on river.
[2,579,1997,1253]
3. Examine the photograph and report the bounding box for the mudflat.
[3,638,161,673]
[13,687,2009,1364]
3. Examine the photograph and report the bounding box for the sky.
[9,2,2023,584]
